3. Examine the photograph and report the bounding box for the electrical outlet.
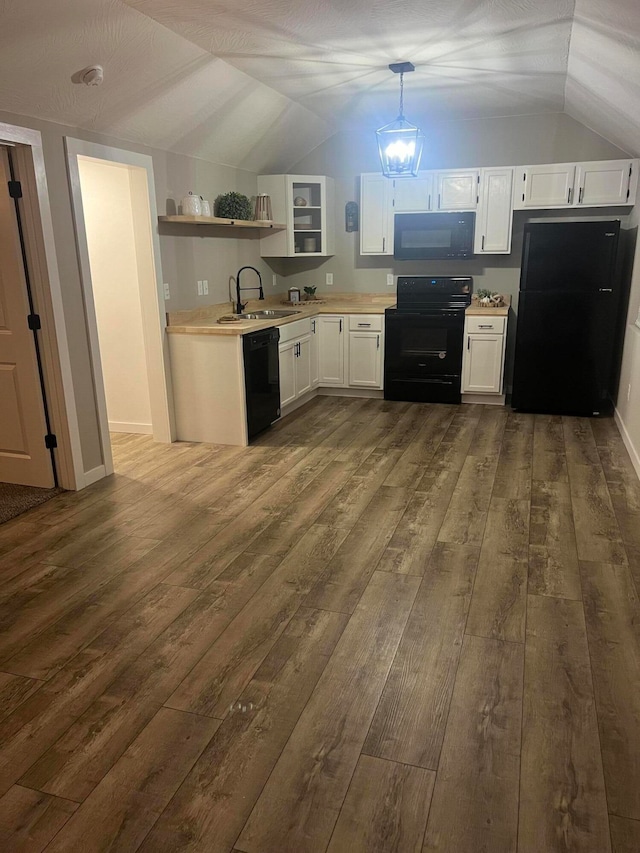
[163,282,170,300]
[197,280,203,296]
[326,272,334,286]
[203,280,209,295]
[387,274,394,287]
[272,274,277,288]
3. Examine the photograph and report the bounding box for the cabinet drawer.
[467,316,505,334]
[278,317,312,343]
[348,314,383,332]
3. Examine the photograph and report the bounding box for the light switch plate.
[163,282,170,300]
[203,280,209,295]
[387,274,394,287]
[326,273,334,286]
[197,280,203,296]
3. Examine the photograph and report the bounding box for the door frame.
[0,123,83,490]
[65,139,175,475]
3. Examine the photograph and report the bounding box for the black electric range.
[384,276,472,403]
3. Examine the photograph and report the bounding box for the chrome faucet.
[235,266,264,314]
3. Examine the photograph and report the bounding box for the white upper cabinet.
[513,160,637,210]
[575,160,636,206]
[360,174,393,255]
[474,168,514,254]
[392,173,433,212]
[436,170,479,210]
[515,164,576,208]
[258,174,334,257]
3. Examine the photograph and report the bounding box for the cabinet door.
[278,341,297,407]
[318,315,346,385]
[474,168,514,254]
[348,331,382,388]
[360,174,392,254]
[516,164,576,208]
[462,333,504,394]
[295,335,312,397]
[575,160,633,206]
[436,170,479,210]
[393,173,433,212]
[310,318,320,388]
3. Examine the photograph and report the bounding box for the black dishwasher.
[243,327,281,440]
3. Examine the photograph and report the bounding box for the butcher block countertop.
[166,293,396,336]
[465,295,511,317]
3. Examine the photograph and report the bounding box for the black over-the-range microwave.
[394,211,475,260]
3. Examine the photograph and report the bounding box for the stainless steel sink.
[238,309,301,319]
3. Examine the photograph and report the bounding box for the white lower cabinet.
[316,313,384,391]
[310,317,320,389]
[318,315,346,385]
[278,318,313,409]
[462,315,507,399]
[279,340,297,407]
[296,334,312,397]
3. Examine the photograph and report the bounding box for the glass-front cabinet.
[258,174,335,257]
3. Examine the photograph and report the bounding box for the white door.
[516,164,576,208]
[295,335,312,397]
[462,333,504,394]
[348,331,382,388]
[278,340,296,407]
[474,168,514,254]
[0,148,54,487]
[436,170,479,210]
[360,174,392,254]
[393,173,433,212]
[575,160,633,206]
[310,318,320,388]
[318,315,346,385]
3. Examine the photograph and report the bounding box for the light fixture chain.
[399,71,404,119]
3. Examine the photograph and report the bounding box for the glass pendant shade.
[376,62,424,178]
[376,118,424,177]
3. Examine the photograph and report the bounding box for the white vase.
[201,199,211,217]
[181,192,201,216]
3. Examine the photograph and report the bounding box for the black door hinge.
[8,180,22,199]
[45,433,57,450]
[27,313,41,331]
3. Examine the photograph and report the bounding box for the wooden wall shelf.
[158,215,286,230]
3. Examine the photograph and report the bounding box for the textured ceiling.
[0,0,638,171]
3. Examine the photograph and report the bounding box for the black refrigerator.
[512,220,625,416]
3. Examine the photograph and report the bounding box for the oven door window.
[386,314,464,377]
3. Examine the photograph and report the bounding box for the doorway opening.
[66,140,174,482]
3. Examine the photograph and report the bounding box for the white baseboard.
[462,393,506,406]
[108,421,153,434]
[83,464,106,488]
[614,407,640,481]
[318,387,384,398]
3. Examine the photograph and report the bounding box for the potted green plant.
[215,192,253,221]
[303,285,317,301]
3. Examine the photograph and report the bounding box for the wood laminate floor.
[0,396,639,852]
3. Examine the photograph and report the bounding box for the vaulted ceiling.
[0,0,638,172]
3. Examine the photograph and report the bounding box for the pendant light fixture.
[376,61,424,178]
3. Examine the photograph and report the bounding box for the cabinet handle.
[339,319,343,333]
[382,237,385,253]
[377,334,380,349]
[478,324,493,329]
[481,235,485,251]
[568,186,573,204]
[467,336,470,350]
[578,187,584,204]
[358,322,371,327]
[312,320,316,333]
[428,194,431,209]
[599,288,613,292]
[438,193,441,208]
